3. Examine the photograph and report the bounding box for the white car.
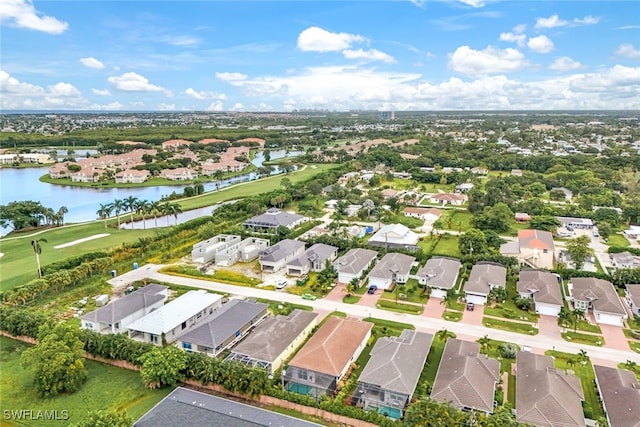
[276,280,288,289]
[557,231,573,238]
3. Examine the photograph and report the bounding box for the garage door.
[431,289,447,299]
[536,303,561,316]
[595,312,623,326]
[466,293,487,306]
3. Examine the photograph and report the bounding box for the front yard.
[561,331,605,346]
[483,318,539,335]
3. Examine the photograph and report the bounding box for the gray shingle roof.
[416,257,462,290]
[464,262,506,295]
[288,243,338,268]
[81,284,168,324]
[430,339,500,413]
[177,300,268,349]
[594,365,640,427]
[358,330,432,396]
[517,270,563,306]
[627,284,640,306]
[368,252,415,280]
[333,248,378,275]
[516,351,585,427]
[243,208,304,229]
[570,277,626,315]
[260,239,305,263]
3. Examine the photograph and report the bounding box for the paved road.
[109,264,640,366]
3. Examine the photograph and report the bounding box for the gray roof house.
[286,243,339,276]
[557,216,594,229]
[333,248,378,284]
[81,284,168,334]
[430,339,500,414]
[356,330,433,418]
[134,386,322,427]
[225,309,318,375]
[517,270,563,316]
[176,299,268,357]
[259,239,306,273]
[243,208,306,232]
[416,257,462,299]
[367,252,416,290]
[367,223,420,251]
[625,284,640,316]
[463,262,507,305]
[594,365,640,427]
[611,251,640,269]
[569,277,627,326]
[516,351,585,427]
[127,290,223,345]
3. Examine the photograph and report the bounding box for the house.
[611,251,640,269]
[511,169,523,176]
[212,237,270,266]
[367,253,415,290]
[160,167,198,181]
[515,351,585,427]
[551,187,573,201]
[514,212,531,222]
[430,339,500,414]
[517,270,563,316]
[416,257,462,299]
[259,239,306,272]
[594,365,640,427]
[429,193,466,206]
[623,225,640,239]
[114,169,150,184]
[500,229,555,270]
[455,183,474,193]
[176,299,268,357]
[71,168,101,183]
[569,277,627,326]
[283,317,373,399]
[463,262,507,305]
[161,139,192,150]
[134,387,320,427]
[127,290,223,345]
[557,216,594,229]
[81,284,168,334]
[355,330,433,418]
[367,223,419,251]
[191,234,242,264]
[381,188,399,200]
[243,208,306,232]
[471,167,488,175]
[333,248,378,284]
[286,243,338,276]
[625,284,640,316]
[403,207,442,222]
[225,310,318,375]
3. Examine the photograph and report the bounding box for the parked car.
[557,230,573,238]
[301,293,317,301]
[276,280,288,289]
[466,302,475,311]
[367,285,378,295]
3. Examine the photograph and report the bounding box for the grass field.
[418,234,462,258]
[483,318,539,335]
[561,331,605,346]
[0,337,169,426]
[607,233,630,247]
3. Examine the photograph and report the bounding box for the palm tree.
[478,334,491,350]
[111,199,124,227]
[170,203,183,225]
[123,196,139,222]
[136,200,151,229]
[578,349,588,364]
[558,306,571,332]
[149,201,161,228]
[31,238,47,278]
[96,203,113,230]
[56,206,68,226]
[572,308,585,333]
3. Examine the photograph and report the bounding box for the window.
[196,312,202,320]
[151,335,158,344]
[543,249,548,254]
[182,342,192,350]
[181,321,187,330]
[298,370,308,380]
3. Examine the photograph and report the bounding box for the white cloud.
[535,14,568,29]
[185,88,227,100]
[0,70,44,96]
[297,26,365,53]
[92,88,111,96]
[0,0,68,34]
[0,71,89,109]
[527,35,554,53]
[458,0,485,7]
[215,72,248,82]
[500,32,526,47]
[615,43,640,59]
[80,57,105,69]
[574,15,599,25]
[48,82,82,97]
[449,45,529,75]
[89,101,123,110]
[231,102,244,111]
[162,35,201,47]
[108,72,171,96]
[549,57,582,71]
[342,48,396,63]
[157,103,175,110]
[206,101,224,111]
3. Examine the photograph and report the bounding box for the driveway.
[537,315,562,340]
[462,304,484,326]
[422,297,445,319]
[599,324,630,351]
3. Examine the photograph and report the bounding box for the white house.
[500,229,555,270]
[429,193,466,206]
[569,277,627,326]
[259,239,305,272]
[333,248,378,284]
[367,252,415,290]
[403,207,442,222]
[367,223,419,250]
[624,284,640,317]
[286,243,338,276]
[516,270,563,316]
[463,262,507,306]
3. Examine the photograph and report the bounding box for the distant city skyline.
[1,0,639,111]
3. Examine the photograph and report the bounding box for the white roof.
[127,290,222,335]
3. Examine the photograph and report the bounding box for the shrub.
[498,343,518,359]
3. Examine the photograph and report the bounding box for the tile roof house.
[515,351,585,427]
[114,169,150,184]
[176,299,268,357]
[243,208,306,232]
[259,239,306,273]
[81,284,168,334]
[429,192,466,206]
[367,252,416,290]
[594,365,640,427]
[284,317,373,400]
[403,207,442,221]
[517,270,563,316]
[356,330,433,418]
[286,243,339,276]
[333,248,378,284]
[161,139,192,150]
[367,223,419,251]
[416,257,462,299]
[611,251,640,269]
[226,309,318,375]
[160,167,198,181]
[134,387,321,427]
[625,284,640,316]
[463,262,507,306]
[127,290,223,345]
[430,339,500,414]
[569,277,627,326]
[500,229,556,270]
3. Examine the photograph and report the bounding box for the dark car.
[466,302,475,311]
[367,285,378,294]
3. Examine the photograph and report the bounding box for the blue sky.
[1,0,639,111]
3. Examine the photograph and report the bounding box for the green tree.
[20,323,88,397]
[572,308,585,333]
[0,200,51,230]
[31,238,47,278]
[558,306,571,332]
[138,346,187,389]
[458,228,488,255]
[566,235,591,270]
[530,215,562,232]
[596,222,613,240]
[72,410,133,427]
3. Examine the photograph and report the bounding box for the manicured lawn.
[40,174,183,188]
[442,310,462,322]
[376,299,423,315]
[446,210,474,232]
[483,318,539,335]
[573,320,602,334]
[617,362,640,380]
[478,338,519,373]
[0,222,155,292]
[607,233,630,247]
[431,234,462,257]
[0,337,170,426]
[414,334,453,399]
[379,279,429,304]
[561,331,605,346]
[484,304,539,323]
[629,341,640,353]
[545,350,605,420]
[342,295,361,304]
[507,374,516,407]
[446,298,465,311]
